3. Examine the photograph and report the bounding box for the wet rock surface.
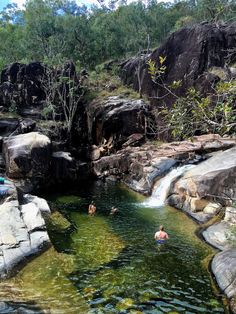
[203,222,232,251]
[167,145,236,219]
[52,151,77,182]
[93,134,236,194]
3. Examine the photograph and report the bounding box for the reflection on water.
[0,181,227,313]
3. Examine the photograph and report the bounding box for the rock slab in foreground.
[0,194,51,278]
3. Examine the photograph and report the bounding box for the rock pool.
[0,181,228,313]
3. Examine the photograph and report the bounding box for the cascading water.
[143,164,195,207]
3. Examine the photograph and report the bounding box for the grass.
[86,66,149,103]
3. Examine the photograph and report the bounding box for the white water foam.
[142,164,195,207]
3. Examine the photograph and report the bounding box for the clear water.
[0,181,227,313]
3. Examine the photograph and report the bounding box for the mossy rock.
[46,211,71,232]
[116,298,134,311]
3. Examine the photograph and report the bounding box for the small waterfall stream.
[143,164,195,207]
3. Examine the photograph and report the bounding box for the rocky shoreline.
[0,190,51,279]
[0,132,235,312]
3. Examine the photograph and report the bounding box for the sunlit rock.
[3,132,51,180]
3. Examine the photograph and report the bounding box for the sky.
[0,0,173,11]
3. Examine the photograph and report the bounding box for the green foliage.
[147,56,167,82]
[174,15,196,31]
[162,81,236,140]
[0,0,234,70]
[87,65,142,101]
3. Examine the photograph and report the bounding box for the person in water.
[88,201,96,216]
[154,225,169,244]
[110,206,118,215]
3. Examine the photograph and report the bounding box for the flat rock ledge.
[93,134,236,194]
[0,193,51,278]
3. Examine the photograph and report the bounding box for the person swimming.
[110,206,118,215]
[88,201,96,216]
[154,225,169,244]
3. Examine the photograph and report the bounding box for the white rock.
[202,221,232,250]
[224,207,236,224]
[21,203,46,232]
[30,231,50,253]
[203,202,221,214]
[23,194,51,214]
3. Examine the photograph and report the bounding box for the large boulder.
[167,146,236,217]
[3,132,51,180]
[86,96,149,153]
[202,222,232,250]
[212,249,236,300]
[51,151,77,183]
[120,22,236,105]
[0,62,46,109]
[0,119,19,138]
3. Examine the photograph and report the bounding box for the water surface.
[0,181,227,313]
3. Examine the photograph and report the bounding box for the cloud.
[10,0,26,9]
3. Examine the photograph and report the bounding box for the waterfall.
[143,164,195,207]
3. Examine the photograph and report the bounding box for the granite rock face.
[0,193,51,278]
[212,249,236,299]
[120,22,236,105]
[202,222,232,251]
[93,134,236,194]
[3,132,51,180]
[167,146,236,216]
[86,96,149,153]
[52,151,77,182]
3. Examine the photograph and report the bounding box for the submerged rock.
[46,211,71,232]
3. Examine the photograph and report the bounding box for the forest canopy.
[0,0,235,70]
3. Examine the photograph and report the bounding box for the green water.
[0,181,227,313]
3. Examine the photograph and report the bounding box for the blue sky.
[0,0,26,10]
[0,0,10,11]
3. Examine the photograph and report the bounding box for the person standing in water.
[88,201,96,216]
[154,225,169,244]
